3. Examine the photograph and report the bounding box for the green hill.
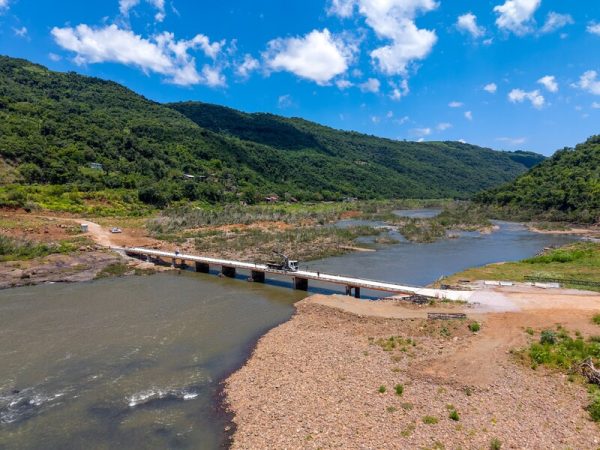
[476,136,600,223]
[0,55,542,208]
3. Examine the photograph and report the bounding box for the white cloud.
[13,26,27,38]
[389,79,409,100]
[413,127,432,137]
[457,13,485,38]
[359,78,381,93]
[120,0,166,22]
[437,122,452,131]
[336,79,353,90]
[572,70,600,95]
[537,75,558,93]
[464,110,473,120]
[484,83,497,93]
[540,12,574,34]
[587,23,600,36]
[508,88,545,108]
[494,0,541,36]
[236,54,259,79]
[386,111,394,119]
[278,94,293,108]
[483,38,494,45]
[48,53,62,62]
[497,136,526,146]
[371,115,381,124]
[394,115,409,125]
[0,0,9,9]
[448,101,463,108]
[592,102,600,109]
[327,0,356,18]
[458,139,467,144]
[51,24,226,87]
[330,0,438,76]
[417,137,425,142]
[264,29,352,85]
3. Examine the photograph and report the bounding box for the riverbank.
[224,290,600,449]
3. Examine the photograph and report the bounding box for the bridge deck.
[120,247,473,302]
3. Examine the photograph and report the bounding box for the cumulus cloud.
[330,0,438,76]
[437,122,452,131]
[51,24,226,87]
[587,23,600,36]
[120,0,166,22]
[464,110,473,120]
[264,29,352,85]
[235,54,259,79]
[0,0,9,9]
[539,12,574,34]
[484,83,497,93]
[389,79,409,100]
[537,75,558,93]
[572,71,600,95]
[457,13,485,38]
[359,78,380,93]
[592,102,600,109]
[336,79,353,90]
[508,88,545,108]
[448,101,463,108]
[494,0,541,35]
[48,53,62,62]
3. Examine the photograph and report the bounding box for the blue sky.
[1,0,599,155]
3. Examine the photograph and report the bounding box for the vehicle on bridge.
[266,251,299,272]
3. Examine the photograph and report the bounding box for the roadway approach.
[119,247,474,302]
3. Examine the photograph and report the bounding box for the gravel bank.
[225,297,599,449]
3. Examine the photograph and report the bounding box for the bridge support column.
[294,277,308,291]
[354,287,361,299]
[179,259,187,269]
[195,262,210,273]
[345,286,361,298]
[222,266,236,278]
[250,270,265,283]
[171,258,176,267]
[345,285,352,296]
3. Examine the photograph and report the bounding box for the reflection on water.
[0,212,580,449]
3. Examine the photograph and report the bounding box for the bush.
[449,409,460,421]
[469,322,481,332]
[593,314,600,326]
[540,330,557,345]
[394,384,404,396]
[490,437,502,450]
[378,385,386,394]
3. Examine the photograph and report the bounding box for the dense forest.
[0,56,543,207]
[476,136,600,223]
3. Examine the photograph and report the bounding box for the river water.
[0,217,578,449]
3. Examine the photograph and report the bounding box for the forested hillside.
[476,136,600,223]
[0,55,542,207]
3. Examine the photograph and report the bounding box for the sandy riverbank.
[224,289,600,449]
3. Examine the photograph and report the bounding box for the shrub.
[422,415,438,424]
[449,409,460,421]
[490,438,502,450]
[593,314,600,326]
[540,329,557,345]
[469,322,481,332]
[588,391,600,422]
[378,385,386,394]
[525,327,535,335]
[394,384,404,396]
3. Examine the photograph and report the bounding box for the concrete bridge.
[119,247,473,302]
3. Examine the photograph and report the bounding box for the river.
[0,217,578,449]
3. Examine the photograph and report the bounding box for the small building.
[80,223,88,233]
[89,162,103,170]
[264,194,280,203]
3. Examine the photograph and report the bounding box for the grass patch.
[448,409,460,421]
[593,314,600,326]
[422,415,438,425]
[394,384,404,396]
[95,262,130,279]
[441,242,600,292]
[468,322,481,332]
[378,385,387,394]
[0,234,82,262]
[516,324,600,422]
[490,437,502,450]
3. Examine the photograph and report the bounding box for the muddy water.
[0,274,305,449]
[0,216,579,449]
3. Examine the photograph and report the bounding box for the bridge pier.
[222,266,236,278]
[294,277,308,291]
[250,270,265,283]
[195,262,210,273]
[345,285,361,298]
